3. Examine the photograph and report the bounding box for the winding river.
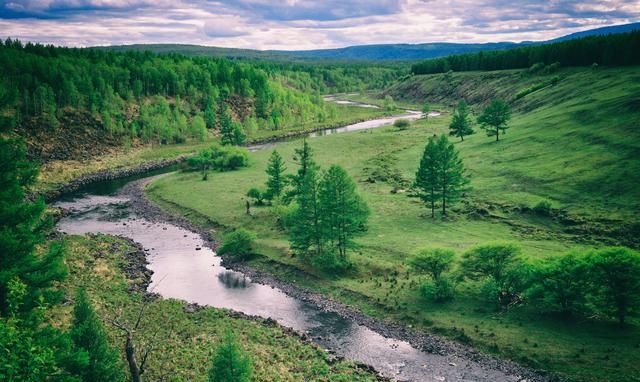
[55,99,532,382]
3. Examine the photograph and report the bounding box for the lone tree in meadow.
[208,330,252,382]
[449,100,474,141]
[422,103,431,119]
[414,136,441,218]
[437,135,469,215]
[318,165,369,259]
[415,135,469,217]
[477,99,511,141]
[264,150,286,201]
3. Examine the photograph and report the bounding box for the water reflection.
[218,271,249,289]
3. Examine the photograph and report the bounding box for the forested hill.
[411,30,640,74]
[102,22,640,62]
[0,40,401,163]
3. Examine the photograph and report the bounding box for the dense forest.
[411,30,640,74]
[0,39,402,154]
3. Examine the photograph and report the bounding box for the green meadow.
[147,66,640,382]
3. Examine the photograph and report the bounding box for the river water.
[55,99,524,382]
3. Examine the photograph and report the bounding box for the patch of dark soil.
[19,109,122,163]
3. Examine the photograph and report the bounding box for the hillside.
[387,66,640,221]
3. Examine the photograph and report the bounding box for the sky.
[0,0,639,50]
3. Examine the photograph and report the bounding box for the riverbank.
[130,176,556,382]
[145,110,640,382]
[53,232,386,381]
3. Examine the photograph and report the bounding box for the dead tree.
[112,300,157,382]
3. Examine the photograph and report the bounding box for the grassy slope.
[35,103,384,194]
[146,66,640,382]
[50,234,379,382]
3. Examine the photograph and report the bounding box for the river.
[54,99,535,382]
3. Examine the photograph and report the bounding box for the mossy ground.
[146,66,640,382]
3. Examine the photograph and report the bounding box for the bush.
[246,188,264,205]
[420,278,455,302]
[408,248,455,281]
[210,143,249,171]
[310,249,351,273]
[393,119,411,130]
[532,200,553,216]
[218,229,256,261]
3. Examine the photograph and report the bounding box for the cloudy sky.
[1,0,639,50]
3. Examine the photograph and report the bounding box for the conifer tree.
[477,100,511,141]
[71,289,124,382]
[449,100,474,141]
[414,136,441,218]
[264,150,286,201]
[436,135,469,215]
[318,165,369,258]
[208,330,252,382]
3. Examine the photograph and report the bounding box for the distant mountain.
[101,22,640,62]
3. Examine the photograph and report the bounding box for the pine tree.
[318,165,369,259]
[71,289,124,382]
[289,140,322,257]
[449,100,474,141]
[208,330,252,382]
[264,150,286,201]
[0,137,67,315]
[219,106,235,146]
[436,135,469,215]
[414,136,442,218]
[477,100,511,141]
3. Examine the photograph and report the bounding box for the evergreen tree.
[208,330,252,382]
[205,104,216,129]
[289,141,322,257]
[449,100,474,141]
[0,137,67,315]
[414,136,441,218]
[70,289,123,382]
[264,150,286,201]
[477,100,511,141]
[436,135,469,215]
[318,165,369,259]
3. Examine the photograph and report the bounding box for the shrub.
[218,229,256,261]
[420,278,455,302]
[246,188,264,205]
[208,330,252,382]
[310,249,351,273]
[409,248,455,281]
[393,118,411,130]
[532,200,553,216]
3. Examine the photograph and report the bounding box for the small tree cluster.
[186,143,249,180]
[414,135,469,218]
[287,140,370,271]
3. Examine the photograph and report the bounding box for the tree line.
[409,242,640,325]
[411,30,640,75]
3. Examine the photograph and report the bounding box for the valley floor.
[145,68,640,382]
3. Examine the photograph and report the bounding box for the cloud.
[0,0,638,49]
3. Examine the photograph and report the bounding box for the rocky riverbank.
[121,175,562,382]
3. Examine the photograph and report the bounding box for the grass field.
[146,66,640,382]
[50,234,379,382]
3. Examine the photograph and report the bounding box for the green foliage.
[383,95,396,113]
[190,115,207,141]
[420,278,455,302]
[461,242,524,305]
[186,143,249,176]
[0,138,67,315]
[70,289,123,382]
[421,103,430,117]
[526,251,588,316]
[393,118,411,130]
[477,100,511,141]
[585,247,640,325]
[318,165,369,260]
[207,330,252,382]
[414,135,469,217]
[218,229,257,261]
[411,30,640,74]
[448,100,474,141]
[246,187,265,205]
[264,150,287,201]
[409,248,455,281]
[289,146,322,257]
